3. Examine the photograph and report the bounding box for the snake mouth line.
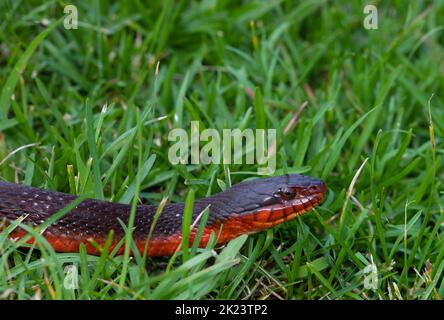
[234,192,326,230]
[196,188,327,247]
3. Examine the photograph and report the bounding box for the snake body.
[0,174,326,256]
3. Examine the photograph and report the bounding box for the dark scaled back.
[0,181,231,239]
[0,181,170,239]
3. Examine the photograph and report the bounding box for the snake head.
[224,174,326,229]
[272,175,326,204]
[187,174,327,253]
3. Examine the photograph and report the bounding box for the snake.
[0,174,326,256]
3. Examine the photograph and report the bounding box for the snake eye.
[278,187,295,200]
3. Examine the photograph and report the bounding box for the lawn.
[0,0,443,300]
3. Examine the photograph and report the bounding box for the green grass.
[0,0,443,300]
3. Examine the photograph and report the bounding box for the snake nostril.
[309,184,322,193]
